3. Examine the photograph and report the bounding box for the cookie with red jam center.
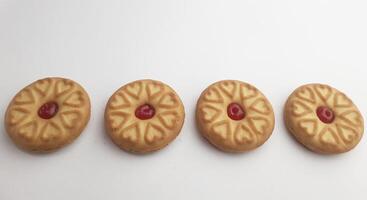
[104,79,185,153]
[284,84,364,154]
[196,80,275,153]
[5,77,91,152]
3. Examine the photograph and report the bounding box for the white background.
[0,0,366,200]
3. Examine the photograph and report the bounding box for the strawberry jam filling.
[316,106,335,124]
[227,103,246,121]
[38,101,59,119]
[135,104,156,120]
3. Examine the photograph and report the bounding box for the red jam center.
[38,101,59,119]
[135,104,156,120]
[227,103,246,121]
[316,106,335,124]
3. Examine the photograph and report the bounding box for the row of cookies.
[4,78,364,154]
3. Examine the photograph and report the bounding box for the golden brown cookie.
[104,79,185,153]
[4,77,91,152]
[196,80,275,153]
[284,84,364,154]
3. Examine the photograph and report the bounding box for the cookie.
[284,84,364,154]
[104,79,185,153]
[196,80,275,152]
[4,77,91,152]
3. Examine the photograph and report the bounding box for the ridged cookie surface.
[284,84,364,154]
[105,80,185,153]
[196,80,275,152]
[5,77,91,152]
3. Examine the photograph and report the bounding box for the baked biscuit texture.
[284,84,364,154]
[5,77,91,152]
[196,80,275,153]
[105,80,185,153]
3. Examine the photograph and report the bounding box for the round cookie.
[105,79,185,153]
[5,77,91,152]
[196,80,275,153]
[284,84,364,154]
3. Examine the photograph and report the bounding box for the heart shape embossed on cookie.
[314,85,332,101]
[18,121,38,141]
[15,89,35,105]
[146,82,163,100]
[55,80,74,97]
[340,111,362,126]
[296,87,316,103]
[8,108,29,126]
[157,111,179,129]
[64,91,85,107]
[240,84,257,100]
[204,88,223,103]
[34,79,52,96]
[120,123,139,143]
[249,99,271,115]
[211,121,230,140]
[60,111,81,129]
[109,92,130,109]
[219,81,236,98]
[290,100,312,117]
[234,124,254,145]
[126,82,143,99]
[107,111,129,129]
[298,119,318,136]
[158,93,178,108]
[40,122,62,142]
[336,123,358,144]
[334,93,352,108]
[200,105,221,123]
[319,128,339,146]
[144,123,165,144]
[248,117,269,135]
